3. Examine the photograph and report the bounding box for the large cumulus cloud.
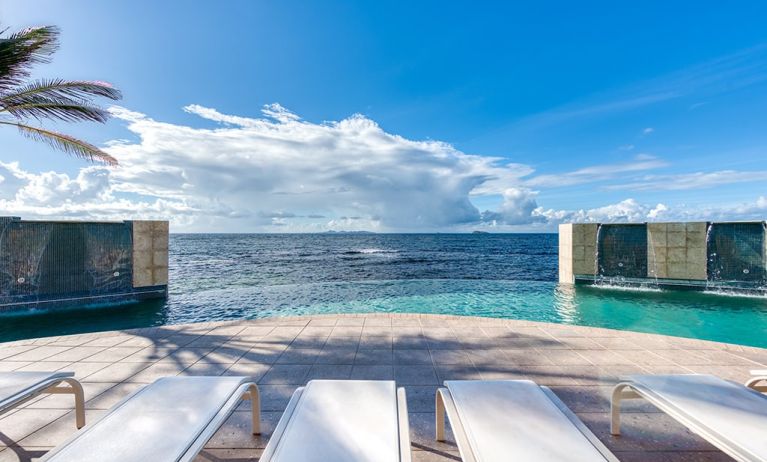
[1,104,766,231]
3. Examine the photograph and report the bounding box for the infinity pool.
[2,279,767,347]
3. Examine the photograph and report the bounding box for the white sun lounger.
[611,374,767,462]
[39,376,260,462]
[746,370,767,393]
[0,371,85,428]
[435,380,618,462]
[260,380,411,462]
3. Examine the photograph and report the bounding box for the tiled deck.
[1,313,766,461]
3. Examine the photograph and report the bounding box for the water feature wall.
[0,217,168,312]
[559,221,766,292]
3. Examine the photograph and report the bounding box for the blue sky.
[1,1,767,231]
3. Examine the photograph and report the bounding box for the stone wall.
[132,220,169,287]
[560,221,711,285]
[647,222,707,280]
[559,223,598,282]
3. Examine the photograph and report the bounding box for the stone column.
[559,223,599,283]
[132,220,169,288]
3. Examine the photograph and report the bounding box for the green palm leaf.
[0,26,59,91]
[0,25,122,164]
[0,121,118,165]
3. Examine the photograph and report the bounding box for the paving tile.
[395,349,432,365]
[430,350,472,366]
[314,348,356,365]
[275,348,320,365]
[6,347,72,362]
[355,349,394,365]
[259,365,310,385]
[305,364,353,380]
[350,365,394,380]
[83,362,152,382]
[395,365,439,385]
[0,408,69,447]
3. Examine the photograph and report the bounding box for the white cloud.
[604,170,767,191]
[1,103,765,232]
[642,127,654,135]
[1,104,536,231]
[524,158,666,188]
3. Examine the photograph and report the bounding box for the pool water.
[2,279,767,347]
[1,234,767,347]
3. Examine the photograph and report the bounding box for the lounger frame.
[745,370,767,393]
[436,385,618,462]
[0,372,85,429]
[260,383,411,462]
[611,378,764,462]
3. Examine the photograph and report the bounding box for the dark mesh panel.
[707,222,766,284]
[0,220,133,303]
[597,224,648,278]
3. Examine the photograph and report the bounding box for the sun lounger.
[611,374,767,462]
[0,371,85,428]
[260,380,411,462]
[435,380,618,462]
[745,370,767,393]
[39,376,260,462]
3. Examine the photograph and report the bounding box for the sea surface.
[2,233,767,347]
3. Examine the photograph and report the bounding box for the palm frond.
[0,121,117,165]
[0,100,111,122]
[0,26,59,91]
[1,78,122,102]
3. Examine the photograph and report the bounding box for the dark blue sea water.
[2,233,767,347]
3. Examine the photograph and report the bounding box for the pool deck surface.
[1,313,766,461]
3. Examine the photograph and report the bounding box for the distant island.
[471,230,490,234]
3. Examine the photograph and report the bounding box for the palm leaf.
[1,100,111,123]
[1,78,122,102]
[0,121,117,165]
[0,26,59,91]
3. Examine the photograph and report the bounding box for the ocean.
[3,233,767,347]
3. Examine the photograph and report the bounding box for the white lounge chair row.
[1,371,766,461]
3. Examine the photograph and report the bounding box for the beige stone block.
[153,221,169,234]
[573,259,595,275]
[582,224,599,245]
[649,231,667,247]
[153,250,169,267]
[133,267,153,287]
[667,262,688,279]
[572,228,584,246]
[686,222,707,234]
[667,247,686,263]
[133,232,152,251]
[153,232,169,251]
[133,250,152,269]
[132,220,153,235]
[686,264,707,281]
[573,245,585,260]
[686,247,707,265]
[583,245,596,262]
[153,266,169,285]
[558,224,574,284]
[667,231,685,247]
[686,231,706,247]
[668,223,686,233]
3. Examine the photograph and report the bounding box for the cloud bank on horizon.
[1,103,766,232]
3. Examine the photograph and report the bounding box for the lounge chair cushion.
[264,380,402,462]
[445,380,612,462]
[41,376,254,462]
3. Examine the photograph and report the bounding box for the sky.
[1,1,767,232]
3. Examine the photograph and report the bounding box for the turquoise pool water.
[3,279,767,347]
